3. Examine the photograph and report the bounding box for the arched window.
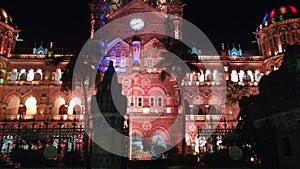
[27,69,34,81]
[231,70,239,82]
[73,105,81,115]
[148,88,166,108]
[151,132,167,158]
[53,97,66,115]
[68,97,81,115]
[55,69,62,81]
[34,69,42,81]
[205,70,212,81]
[255,70,261,82]
[208,105,221,115]
[246,70,254,82]
[6,96,20,114]
[19,69,26,81]
[10,69,18,81]
[137,97,143,107]
[212,70,219,82]
[131,133,144,150]
[24,96,37,115]
[59,105,67,115]
[243,74,251,82]
[238,70,245,82]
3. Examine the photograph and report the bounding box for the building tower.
[89,0,107,38]
[255,4,300,58]
[0,8,20,58]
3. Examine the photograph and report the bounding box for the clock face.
[129,18,144,31]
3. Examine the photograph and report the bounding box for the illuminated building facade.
[0,0,299,164]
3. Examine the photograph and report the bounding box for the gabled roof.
[107,0,156,21]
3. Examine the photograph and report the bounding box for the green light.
[271,18,275,23]
[44,73,49,80]
[0,79,4,84]
[279,15,283,20]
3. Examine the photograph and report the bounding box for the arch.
[26,69,34,81]
[59,105,68,115]
[54,68,62,81]
[68,97,82,115]
[10,68,18,81]
[129,126,146,138]
[277,25,289,33]
[148,126,170,142]
[238,70,245,82]
[19,69,26,81]
[130,132,144,150]
[49,91,67,105]
[34,69,42,81]
[3,92,22,105]
[24,96,37,115]
[230,70,239,82]
[208,105,222,115]
[289,23,300,31]
[212,70,220,82]
[53,97,66,115]
[191,93,206,105]
[254,70,262,82]
[274,56,284,65]
[208,93,223,106]
[22,92,40,105]
[73,105,82,115]
[266,61,276,71]
[5,94,21,115]
[147,85,167,96]
[126,85,145,95]
[246,70,254,82]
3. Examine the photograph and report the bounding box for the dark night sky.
[0,0,300,52]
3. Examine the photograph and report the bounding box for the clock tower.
[90,0,186,163]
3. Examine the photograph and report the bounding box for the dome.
[262,5,299,23]
[0,7,17,28]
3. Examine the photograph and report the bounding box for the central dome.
[262,5,299,23]
[0,7,16,28]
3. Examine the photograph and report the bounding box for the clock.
[129,18,144,31]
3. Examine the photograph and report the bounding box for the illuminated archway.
[24,96,37,115]
[52,97,66,115]
[6,96,20,114]
[68,97,82,115]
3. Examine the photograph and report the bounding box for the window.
[120,58,127,68]
[137,97,143,107]
[282,33,287,44]
[157,97,163,107]
[147,58,153,68]
[55,69,62,81]
[27,69,34,81]
[150,97,155,107]
[231,70,239,82]
[282,137,292,157]
[129,96,135,107]
[10,69,18,81]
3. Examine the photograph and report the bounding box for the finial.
[221,43,225,50]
